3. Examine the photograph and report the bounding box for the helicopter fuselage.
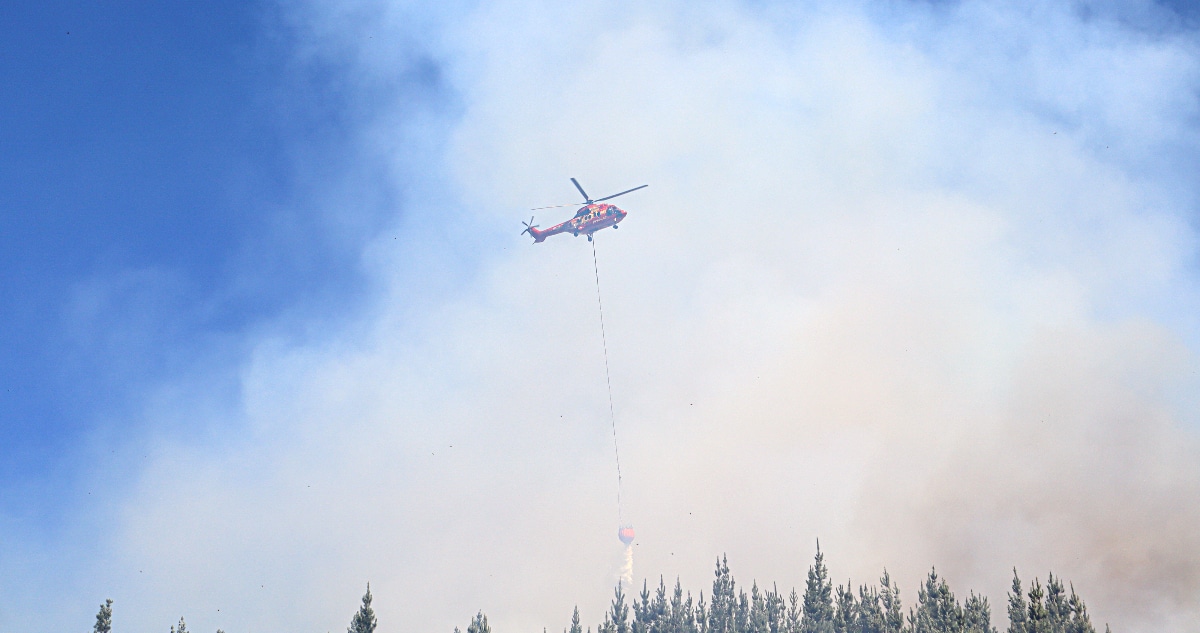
[526,203,627,243]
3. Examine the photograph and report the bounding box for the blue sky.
[1,2,279,479]
[0,1,439,514]
[4,2,1200,632]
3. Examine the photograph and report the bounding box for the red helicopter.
[522,178,647,243]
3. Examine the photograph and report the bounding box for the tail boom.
[526,221,572,243]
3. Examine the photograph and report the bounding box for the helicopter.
[522,178,647,243]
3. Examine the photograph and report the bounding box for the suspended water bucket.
[617,526,635,545]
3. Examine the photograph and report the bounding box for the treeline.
[460,550,1108,633]
[85,586,377,633]
[84,550,1107,633]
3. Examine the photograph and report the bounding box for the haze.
[2,2,1199,633]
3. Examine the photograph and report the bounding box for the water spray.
[618,526,635,588]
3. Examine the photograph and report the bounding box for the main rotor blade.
[531,202,587,210]
[595,184,648,202]
[570,178,590,202]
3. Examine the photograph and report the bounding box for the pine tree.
[633,578,676,633]
[766,585,787,633]
[856,585,886,633]
[909,568,962,633]
[170,617,188,633]
[93,599,113,633]
[349,584,378,633]
[601,613,618,633]
[686,585,702,633]
[468,612,492,633]
[962,592,995,633]
[787,589,803,633]
[832,582,855,633]
[651,578,670,633]
[1026,579,1048,633]
[570,606,584,633]
[1064,585,1095,633]
[750,583,771,633]
[800,545,834,633]
[735,588,751,633]
[612,585,632,633]
[879,571,904,633]
[666,579,698,633]
[1044,574,1067,631]
[635,580,653,633]
[709,556,736,633]
[1006,570,1028,633]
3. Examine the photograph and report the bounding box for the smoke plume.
[15,2,1200,633]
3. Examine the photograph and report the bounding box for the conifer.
[800,545,834,633]
[1065,585,1095,633]
[856,585,886,633]
[611,585,631,633]
[348,584,378,633]
[1026,579,1048,633]
[635,581,652,633]
[962,592,995,633]
[735,588,751,633]
[766,585,787,633]
[468,611,491,633]
[832,582,855,633]
[1006,570,1028,633]
[1044,574,1067,630]
[709,557,736,633]
[669,579,695,633]
[909,568,962,633]
[879,571,904,633]
[787,589,802,633]
[751,582,771,633]
[93,599,113,633]
[651,578,669,633]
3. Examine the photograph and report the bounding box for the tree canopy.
[348,584,378,633]
[453,550,1108,633]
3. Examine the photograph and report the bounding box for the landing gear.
[587,234,593,242]
[612,224,618,229]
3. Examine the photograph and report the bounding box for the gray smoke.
[43,2,1200,633]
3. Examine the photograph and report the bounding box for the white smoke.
[17,2,1200,633]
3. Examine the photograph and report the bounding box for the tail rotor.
[521,216,539,237]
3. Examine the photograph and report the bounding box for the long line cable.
[591,237,623,524]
